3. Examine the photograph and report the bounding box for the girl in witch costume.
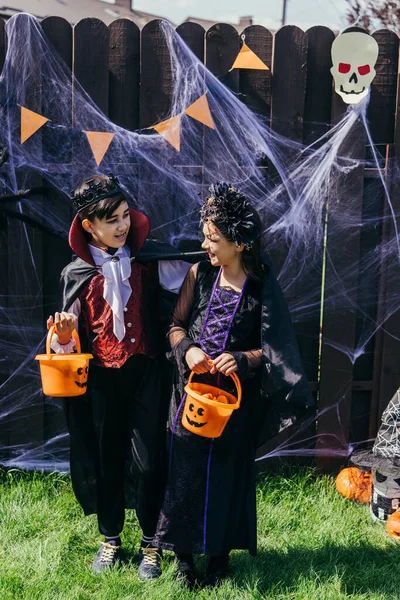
[153,183,314,587]
[47,174,168,580]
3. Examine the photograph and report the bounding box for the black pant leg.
[117,355,167,538]
[90,365,127,537]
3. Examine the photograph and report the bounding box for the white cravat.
[89,244,132,342]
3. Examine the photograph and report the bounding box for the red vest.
[79,261,160,368]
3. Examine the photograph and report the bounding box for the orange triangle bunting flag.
[154,115,181,151]
[231,44,269,71]
[184,94,215,130]
[84,131,115,166]
[21,107,49,143]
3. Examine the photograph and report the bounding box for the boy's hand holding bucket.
[47,311,78,344]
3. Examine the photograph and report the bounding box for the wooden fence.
[0,17,400,470]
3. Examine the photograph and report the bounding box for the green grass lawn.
[1,466,399,600]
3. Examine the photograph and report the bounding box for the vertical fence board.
[317,72,367,469]
[176,22,205,62]
[238,25,272,119]
[303,26,334,144]
[300,26,334,382]
[369,30,399,145]
[7,23,48,456]
[271,26,308,141]
[109,19,140,131]
[74,18,109,116]
[42,16,73,69]
[206,24,240,92]
[257,26,310,470]
[140,20,175,231]
[0,19,8,456]
[369,59,400,438]
[140,20,174,128]
[269,25,308,268]
[40,17,74,446]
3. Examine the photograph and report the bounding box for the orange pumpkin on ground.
[335,467,372,504]
[386,510,400,538]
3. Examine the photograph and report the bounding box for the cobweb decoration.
[0,13,399,469]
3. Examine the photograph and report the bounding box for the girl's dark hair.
[201,182,263,283]
[74,175,127,222]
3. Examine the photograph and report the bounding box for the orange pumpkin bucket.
[182,370,242,438]
[35,325,93,397]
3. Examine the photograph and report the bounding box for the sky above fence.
[136,0,349,31]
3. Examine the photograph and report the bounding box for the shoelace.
[100,543,120,563]
[141,547,160,566]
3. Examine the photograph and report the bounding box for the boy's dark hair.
[73,175,127,222]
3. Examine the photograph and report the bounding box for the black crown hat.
[200,182,260,249]
[70,173,124,213]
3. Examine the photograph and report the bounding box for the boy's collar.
[68,207,150,266]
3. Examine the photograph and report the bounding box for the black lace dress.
[154,261,263,556]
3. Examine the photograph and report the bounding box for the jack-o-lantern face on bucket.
[75,365,89,389]
[185,400,208,428]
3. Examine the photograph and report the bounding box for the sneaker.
[203,553,229,587]
[138,546,162,581]
[92,540,121,573]
[175,553,197,589]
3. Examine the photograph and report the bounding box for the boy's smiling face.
[82,201,131,250]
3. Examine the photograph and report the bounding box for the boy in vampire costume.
[47,174,201,580]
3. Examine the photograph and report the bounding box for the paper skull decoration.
[331,31,379,104]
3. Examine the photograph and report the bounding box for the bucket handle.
[187,369,242,405]
[46,324,81,355]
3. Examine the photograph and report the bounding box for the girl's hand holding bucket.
[185,346,211,374]
[209,353,238,375]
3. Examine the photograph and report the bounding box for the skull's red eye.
[338,62,351,73]
[358,64,370,75]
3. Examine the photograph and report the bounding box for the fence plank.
[0,19,8,457]
[176,22,205,62]
[257,26,311,472]
[238,25,272,119]
[317,79,367,470]
[109,19,140,131]
[140,20,175,128]
[365,31,399,441]
[303,26,334,145]
[368,30,399,146]
[40,17,74,447]
[42,16,72,70]
[369,57,400,438]
[139,20,176,235]
[300,26,334,381]
[206,23,240,92]
[6,23,48,458]
[271,25,308,141]
[74,18,109,116]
